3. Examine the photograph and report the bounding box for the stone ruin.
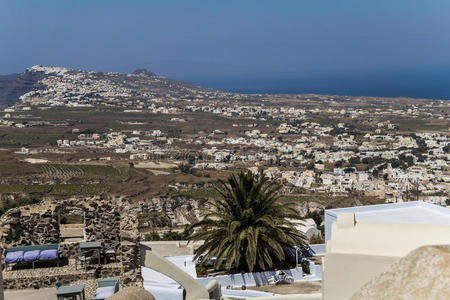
[0,195,141,288]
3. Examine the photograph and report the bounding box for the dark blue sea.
[186,68,450,100]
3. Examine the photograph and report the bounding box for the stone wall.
[0,195,142,288]
[0,196,123,248]
[84,199,121,244]
[0,205,59,247]
[134,196,204,229]
[59,241,82,260]
[119,199,141,286]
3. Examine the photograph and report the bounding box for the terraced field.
[37,164,129,180]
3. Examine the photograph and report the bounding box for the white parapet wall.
[323,212,450,300]
[324,201,450,242]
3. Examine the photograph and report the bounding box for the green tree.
[335,160,344,168]
[144,231,161,241]
[309,234,324,244]
[349,156,360,164]
[163,230,185,241]
[178,163,192,174]
[305,210,322,227]
[189,171,308,272]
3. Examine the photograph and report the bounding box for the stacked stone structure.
[0,195,142,289]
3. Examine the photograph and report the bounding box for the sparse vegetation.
[0,195,41,215]
[60,214,84,224]
[0,184,109,197]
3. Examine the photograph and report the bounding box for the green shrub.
[162,230,185,241]
[309,234,324,244]
[144,232,161,241]
[301,260,310,274]
[304,210,322,227]
[196,264,207,276]
[0,195,41,215]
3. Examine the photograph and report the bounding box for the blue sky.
[1,0,449,97]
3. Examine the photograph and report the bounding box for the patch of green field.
[0,184,109,196]
[0,184,26,193]
[0,132,76,147]
[396,119,448,132]
[280,194,331,204]
[50,184,109,196]
[0,162,39,176]
[308,115,337,126]
[24,185,52,193]
[0,184,52,193]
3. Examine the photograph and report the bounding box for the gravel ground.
[245,280,322,294]
[70,279,98,298]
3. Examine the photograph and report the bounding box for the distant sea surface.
[184,68,450,100]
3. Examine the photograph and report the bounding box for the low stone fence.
[2,265,122,290]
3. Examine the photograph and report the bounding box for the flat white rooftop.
[324,201,450,241]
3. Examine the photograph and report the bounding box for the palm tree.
[189,171,308,273]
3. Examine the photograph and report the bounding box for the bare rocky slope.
[0,71,45,105]
[0,65,219,106]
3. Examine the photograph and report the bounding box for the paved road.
[4,287,56,300]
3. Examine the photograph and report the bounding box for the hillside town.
[0,65,448,300]
[2,0,450,297]
[0,66,449,207]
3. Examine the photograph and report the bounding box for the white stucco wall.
[324,201,450,241]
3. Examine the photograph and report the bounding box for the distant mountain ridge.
[0,65,218,106]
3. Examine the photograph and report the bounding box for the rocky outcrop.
[351,245,450,300]
[0,70,45,105]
